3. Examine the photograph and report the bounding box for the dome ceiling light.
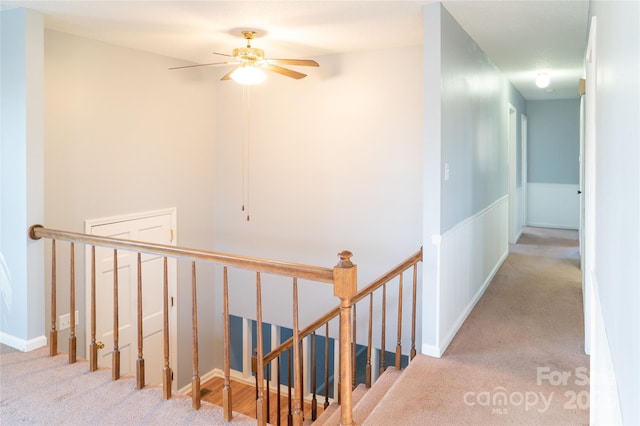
[535,72,551,88]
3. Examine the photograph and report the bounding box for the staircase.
[311,367,403,425]
[27,224,423,426]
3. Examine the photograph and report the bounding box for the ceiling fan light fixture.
[231,64,267,85]
[170,31,318,83]
[535,72,551,88]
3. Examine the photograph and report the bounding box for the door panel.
[87,211,175,386]
[95,249,135,377]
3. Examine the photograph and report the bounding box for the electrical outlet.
[59,310,79,330]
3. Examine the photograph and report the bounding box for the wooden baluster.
[112,249,120,380]
[337,332,341,404]
[89,246,98,371]
[69,242,76,364]
[334,250,357,426]
[292,278,303,425]
[277,356,282,426]
[191,262,201,409]
[411,264,418,360]
[255,272,266,425]
[50,240,57,357]
[380,283,386,375]
[311,331,318,420]
[300,342,304,421]
[162,257,172,399]
[287,348,293,426]
[136,253,145,389]
[252,351,258,416]
[395,273,403,370]
[366,293,373,387]
[323,322,330,409]
[266,363,271,424]
[222,267,233,421]
[351,302,356,390]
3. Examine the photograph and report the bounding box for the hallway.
[364,227,589,425]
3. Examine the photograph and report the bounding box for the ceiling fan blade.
[220,66,240,81]
[262,63,307,79]
[213,51,234,58]
[267,59,319,67]
[169,61,234,70]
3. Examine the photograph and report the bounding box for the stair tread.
[310,403,338,425]
[353,368,402,424]
[312,368,403,425]
[312,384,367,425]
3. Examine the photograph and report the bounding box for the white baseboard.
[421,343,442,358]
[0,332,47,352]
[527,222,578,230]
[527,182,579,229]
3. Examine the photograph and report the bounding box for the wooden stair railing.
[30,224,421,426]
[261,247,423,425]
[28,224,354,426]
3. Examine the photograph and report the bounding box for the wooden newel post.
[334,250,357,426]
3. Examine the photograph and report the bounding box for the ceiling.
[1,0,590,100]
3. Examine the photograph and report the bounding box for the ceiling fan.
[169,31,319,84]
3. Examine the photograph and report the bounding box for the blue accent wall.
[527,99,580,184]
[438,4,527,233]
[229,315,335,398]
[229,315,243,371]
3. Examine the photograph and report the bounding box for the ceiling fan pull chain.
[241,84,246,214]
[246,86,251,222]
[242,85,251,222]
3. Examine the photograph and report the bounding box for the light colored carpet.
[0,345,254,425]
[364,227,589,425]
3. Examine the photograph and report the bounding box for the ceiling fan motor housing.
[233,47,265,64]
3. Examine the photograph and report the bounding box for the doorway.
[508,103,520,244]
[521,114,528,228]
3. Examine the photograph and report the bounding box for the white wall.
[43,30,218,388]
[588,1,640,424]
[212,46,424,352]
[0,8,45,351]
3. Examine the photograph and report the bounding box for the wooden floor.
[198,377,326,425]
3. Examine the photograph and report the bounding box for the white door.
[85,209,177,387]
[583,17,598,356]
